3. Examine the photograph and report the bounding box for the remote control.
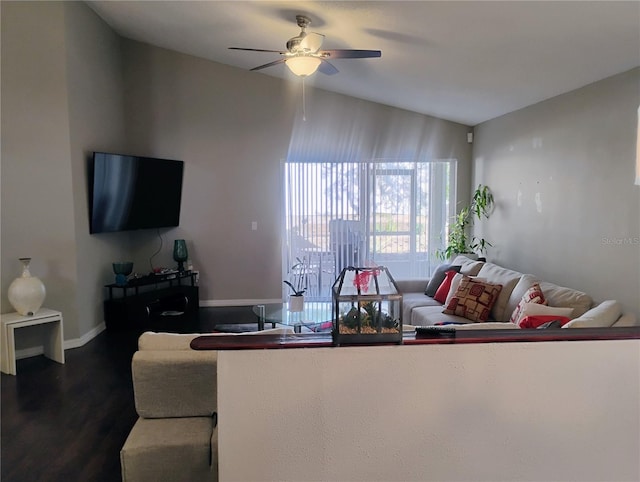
[415,325,456,337]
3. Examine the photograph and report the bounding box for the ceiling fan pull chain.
[302,77,307,121]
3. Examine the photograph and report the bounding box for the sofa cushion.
[610,312,638,327]
[410,305,467,326]
[425,263,461,296]
[451,255,485,276]
[443,277,503,322]
[402,293,442,324]
[515,303,574,325]
[120,416,216,482]
[476,263,523,321]
[132,350,217,418]
[395,278,432,293]
[562,300,622,328]
[509,282,547,324]
[538,281,593,318]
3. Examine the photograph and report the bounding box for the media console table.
[192,327,640,482]
[104,270,198,331]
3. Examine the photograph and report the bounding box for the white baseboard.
[199,299,282,307]
[15,322,106,361]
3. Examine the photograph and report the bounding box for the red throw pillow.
[434,270,458,304]
[518,315,571,329]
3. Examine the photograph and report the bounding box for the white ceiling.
[86,1,640,126]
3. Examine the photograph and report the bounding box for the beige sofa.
[120,327,293,482]
[397,255,637,329]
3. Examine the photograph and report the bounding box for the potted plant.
[284,257,307,312]
[437,184,494,261]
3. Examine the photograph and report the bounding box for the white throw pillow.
[515,303,574,325]
[444,273,464,307]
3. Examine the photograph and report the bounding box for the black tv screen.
[90,152,184,234]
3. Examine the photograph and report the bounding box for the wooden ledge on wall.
[190,326,640,351]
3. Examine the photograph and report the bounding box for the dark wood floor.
[0,306,258,482]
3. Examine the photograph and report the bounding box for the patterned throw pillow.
[443,277,503,322]
[509,283,547,324]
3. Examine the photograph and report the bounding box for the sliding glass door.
[283,160,456,300]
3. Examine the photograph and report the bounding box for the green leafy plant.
[341,302,398,330]
[283,280,306,296]
[436,184,494,261]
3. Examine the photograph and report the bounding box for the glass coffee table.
[253,301,333,333]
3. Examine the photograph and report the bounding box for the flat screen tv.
[89,152,184,234]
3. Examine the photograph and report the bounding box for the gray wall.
[473,68,640,318]
[64,1,130,339]
[119,39,473,303]
[2,1,131,345]
[1,1,79,344]
[1,2,471,346]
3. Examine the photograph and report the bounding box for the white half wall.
[218,340,640,481]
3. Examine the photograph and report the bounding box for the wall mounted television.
[89,152,184,234]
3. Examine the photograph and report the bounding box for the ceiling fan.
[229,15,382,77]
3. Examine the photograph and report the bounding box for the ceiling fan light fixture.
[285,56,321,77]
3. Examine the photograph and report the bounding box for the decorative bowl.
[112,262,134,286]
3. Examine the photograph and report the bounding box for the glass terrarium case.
[332,266,403,345]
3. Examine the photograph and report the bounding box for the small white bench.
[1,308,65,375]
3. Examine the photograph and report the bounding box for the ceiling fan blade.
[250,58,286,71]
[320,49,382,59]
[318,59,339,75]
[300,32,324,53]
[229,47,287,54]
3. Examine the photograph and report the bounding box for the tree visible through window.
[283,160,456,300]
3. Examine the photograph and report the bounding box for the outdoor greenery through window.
[283,160,456,300]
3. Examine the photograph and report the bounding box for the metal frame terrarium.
[331,266,403,346]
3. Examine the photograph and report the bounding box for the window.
[283,160,456,300]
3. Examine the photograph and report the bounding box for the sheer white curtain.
[283,160,456,300]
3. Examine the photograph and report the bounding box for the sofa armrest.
[562,300,621,328]
[611,312,638,327]
[395,278,428,294]
[132,350,217,418]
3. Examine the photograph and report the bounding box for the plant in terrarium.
[340,302,398,333]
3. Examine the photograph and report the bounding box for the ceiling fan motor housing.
[287,35,305,52]
[287,15,312,52]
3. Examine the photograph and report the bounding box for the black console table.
[104,270,199,331]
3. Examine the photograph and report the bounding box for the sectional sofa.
[120,327,293,482]
[396,255,637,329]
